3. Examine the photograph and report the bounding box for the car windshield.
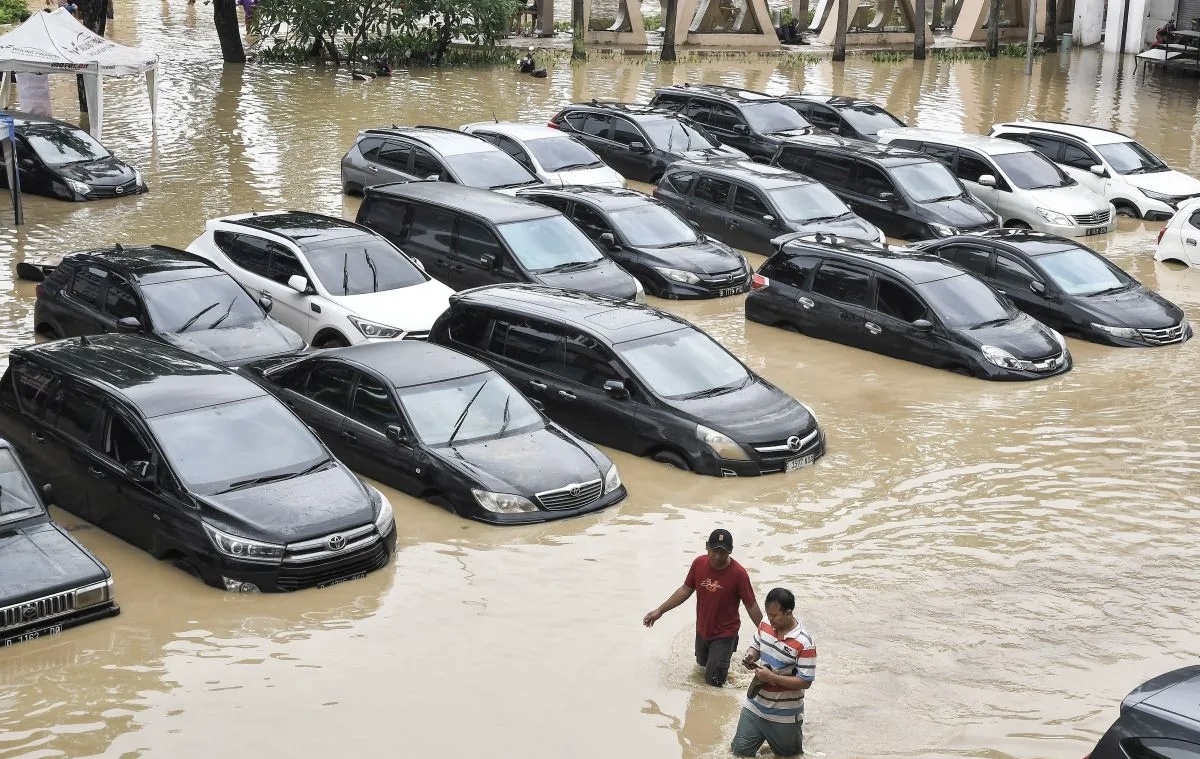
[641,118,721,152]
[148,396,329,496]
[890,161,965,202]
[304,238,428,295]
[524,136,605,171]
[614,328,749,400]
[444,150,540,190]
[994,151,1073,190]
[398,372,543,447]
[1036,247,1134,295]
[768,184,852,223]
[142,274,265,333]
[0,449,44,525]
[22,125,111,167]
[838,105,906,136]
[496,215,605,271]
[609,203,699,246]
[916,274,1018,329]
[742,102,811,134]
[1096,140,1169,175]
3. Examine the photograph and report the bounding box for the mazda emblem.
[21,603,37,621]
[326,534,347,551]
[786,436,802,452]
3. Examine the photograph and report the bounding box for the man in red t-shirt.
[643,529,763,686]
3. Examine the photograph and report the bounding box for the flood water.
[3,3,1200,758]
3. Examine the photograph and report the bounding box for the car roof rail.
[413,124,473,135]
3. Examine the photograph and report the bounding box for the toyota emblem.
[326,534,347,551]
[21,603,37,621]
[569,485,581,496]
[786,436,802,452]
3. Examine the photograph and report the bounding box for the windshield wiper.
[208,299,236,330]
[928,194,962,202]
[362,248,379,293]
[342,249,350,296]
[493,180,540,189]
[497,396,512,437]
[680,382,740,400]
[447,381,489,447]
[554,163,592,171]
[970,317,1012,330]
[1087,284,1131,297]
[219,459,334,493]
[804,214,845,224]
[179,301,220,333]
[544,260,599,273]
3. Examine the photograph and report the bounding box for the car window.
[1037,246,1133,295]
[47,386,103,444]
[993,254,1040,289]
[774,147,810,174]
[305,362,355,414]
[444,308,493,349]
[408,204,456,254]
[22,124,110,166]
[805,105,841,131]
[495,216,604,271]
[357,136,384,161]
[348,373,398,432]
[1189,210,1200,230]
[357,197,409,242]
[663,170,697,194]
[456,217,505,265]
[9,363,56,418]
[70,265,107,308]
[1023,134,1062,161]
[856,163,896,198]
[1061,142,1100,170]
[412,147,444,179]
[936,245,992,277]
[707,103,745,131]
[301,237,428,296]
[874,278,928,322]
[442,151,538,190]
[641,119,721,152]
[610,118,644,147]
[274,364,310,393]
[398,371,542,447]
[103,414,151,467]
[526,195,570,215]
[571,204,613,237]
[742,101,811,133]
[1095,140,1169,174]
[608,203,698,247]
[812,262,871,306]
[571,113,611,139]
[0,448,43,524]
[762,254,819,287]
[837,104,906,137]
[266,245,306,286]
[682,100,712,124]
[956,151,993,184]
[489,320,562,372]
[103,278,140,320]
[653,92,691,112]
[916,274,1016,328]
[732,185,771,219]
[142,274,265,332]
[802,153,852,189]
[493,136,532,169]
[524,135,603,172]
[1124,738,1200,759]
[217,232,272,278]
[693,176,731,207]
[613,328,748,400]
[376,141,412,172]
[559,334,621,390]
[994,151,1072,190]
[889,161,964,203]
[919,144,958,165]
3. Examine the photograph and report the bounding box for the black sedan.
[517,185,751,299]
[0,111,147,201]
[241,342,628,524]
[915,230,1191,346]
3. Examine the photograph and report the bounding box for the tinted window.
[0,448,43,524]
[919,144,958,165]
[837,104,906,137]
[1189,210,1200,230]
[1060,142,1099,170]
[49,387,102,443]
[1023,134,1063,160]
[682,100,712,123]
[917,274,1016,328]
[218,233,272,277]
[741,102,810,134]
[408,205,456,254]
[956,152,993,184]
[663,170,698,194]
[693,176,731,207]
[568,112,610,138]
[993,151,1071,190]
[937,245,991,276]
[445,308,492,348]
[707,103,745,131]
[856,163,896,197]
[358,197,409,241]
[142,274,263,332]
[357,136,384,160]
[641,119,720,152]
[349,374,398,431]
[812,262,871,306]
[10,364,55,417]
[732,186,770,218]
[104,414,151,467]
[610,118,644,147]
[803,105,840,131]
[457,218,505,264]
[763,254,819,287]
[874,278,928,322]
[306,363,354,413]
[376,141,412,171]
[559,335,620,390]
[492,320,561,371]
[525,193,571,213]
[1037,247,1133,295]
[774,147,810,174]
[889,161,964,203]
[614,329,748,399]
[442,151,538,190]
[1124,738,1200,759]
[994,254,1040,289]
[571,204,612,236]
[609,204,698,246]
[103,279,140,320]
[412,147,444,179]
[803,153,853,188]
[266,245,306,286]
[70,266,107,308]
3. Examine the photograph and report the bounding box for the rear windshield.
[524,136,605,172]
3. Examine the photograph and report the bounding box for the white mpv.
[186,211,454,348]
[1155,197,1200,267]
[460,122,627,189]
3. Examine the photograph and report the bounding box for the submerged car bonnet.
[534,259,636,298]
[960,312,1061,357]
[667,377,814,441]
[438,426,602,494]
[56,156,136,187]
[922,197,996,227]
[0,522,107,603]
[159,319,304,366]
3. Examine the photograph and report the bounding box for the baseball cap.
[706,529,733,552]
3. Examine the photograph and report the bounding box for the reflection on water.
[2,4,1200,758]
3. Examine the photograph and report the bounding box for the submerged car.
[780,95,907,142]
[29,245,305,367]
[746,233,1072,380]
[241,342,627,524]
[460,121,626,189]
[0,111,147,201]
[916,230,1190,346]
[1155,197,1200,268]
[1085,665,1200,759]
[430,285,825,477]
[0,438,119,648]
[0,334,397,593]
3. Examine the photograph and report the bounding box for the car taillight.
[1157,226,1167,245]
[547,120,560,129]
[34,284,45,298]
[750,273,769,290]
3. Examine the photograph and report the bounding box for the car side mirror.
[41,482,53,502]
[629,141,650,153]
[978,174,997,188]
[911,318,934,332]
[599,232,618,249]
[1089,165,1106,177]
[479,253,498,270]
[761,214,778,227]
[287,274,310,294]
[116,316,142,332]
[124,460,154,483]
[258,295,273,313]
[829,126,841,135]
[878,191,896,203]
[385,423,409,446]
[733,124,749,134]
[1030,280,1047,296]
[425,174,440,181]
[18,157,35,169]
[603,379,629,399]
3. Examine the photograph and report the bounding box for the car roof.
[518,185,657,211]
[364,182,559,223]
[12,334,264,419]
[781,233,962,284]
[217,211,386,251]
[461,122,566,141]
[667,158,814,188]
[655,83,783,103]
[993,121,1131,145]
[65,244,222,284]
[1,109,85,132]
[939,229,1080,255]
[776,134,928,164]
[1124,665,1200,723]
[782,94,884,110]
[559,101,686,122]
[315,341,490,388]
[359,125,495,156]
[881,128,1030,155]
[451,284,688,343]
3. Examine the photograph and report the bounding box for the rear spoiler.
[16,261,54,282]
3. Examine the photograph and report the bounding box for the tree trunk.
[213,0,247,64]
[914,0,926,58]
[1042,0,1057,51]
[986,0,1000,56]
[833,0,848,61]
[75,0,108,112]
[661,0,678,60]
[572,0,586,59]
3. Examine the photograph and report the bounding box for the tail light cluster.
[1157,226,1167,245]
[34,284,46,299]
[750,273,769,290]
[546,120,560,129]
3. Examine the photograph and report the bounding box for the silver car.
[460,121,626,189]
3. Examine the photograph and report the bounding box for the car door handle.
[451,264,464,273]
[88,466,105,479]
[1187,238,1197,246]
[865,322,882,335]
[798,297,815,309]
[529,380,547,390]
[558,390,576,400]
[31,431,46,443]
[342,430,358,441]
[367,165,379,173]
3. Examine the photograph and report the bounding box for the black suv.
[652,158,882,255]
[430,284,825,477]
[339,125,542,195]
[0,335,397,593]
[516,185,751,299]
[745,233,1072,380]
[29,245,305,367]
[780,95,907,142]
[547,102,746,184]
[769,134,1001,239]
[648,84,821,161]
[1086,666,1200,759]
[0,438,119,648]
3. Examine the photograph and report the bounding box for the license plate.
[785,454,815,472]
[2,624,62,647]
[717,286,744,297]
[318,572,367,589]
[1085,226,1108,236]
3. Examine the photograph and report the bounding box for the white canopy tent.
[0,8,158,140]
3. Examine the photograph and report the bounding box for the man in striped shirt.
[732,588,816,757]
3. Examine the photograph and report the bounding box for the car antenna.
[492,111,499,123]
[79,334,91,346]
[114,242,123,252]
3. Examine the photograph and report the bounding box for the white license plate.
[785,454,815,472]
[717,286,744,297]
[2,624,63,647]
[318,572,367,589]
[1085,226,1108,236]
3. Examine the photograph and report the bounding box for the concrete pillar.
[1072,0,1102,45]
[1102,0,1145,52]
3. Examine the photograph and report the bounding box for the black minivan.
[0,334,397,593]
[356,181,644,301]
[430,284,825,476]
[745,233,1072,380]
[768,135,1000,239]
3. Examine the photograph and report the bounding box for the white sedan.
[460,121,626,189]
[1155,197,1200,268]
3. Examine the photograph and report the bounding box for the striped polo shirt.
[744,619,816,724]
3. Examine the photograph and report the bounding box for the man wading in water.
[643,529,763,686]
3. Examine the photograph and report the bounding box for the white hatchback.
[460,122,626,189]
[1155,197,1200,267]
[186,211,454,348]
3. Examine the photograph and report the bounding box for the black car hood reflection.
[535,259,636,298]
[1076,286,1184,329]
[158,319,305,367]
[437,426,603,494]
[203,465,373,543]
[635,238,744,274]
[922,197,996,227]
[794,216,879,242]
[666,378,814,441]
[55,157,137,187]
[0,522,107,603]
[960,313,1061,357]
[766,127,821,140]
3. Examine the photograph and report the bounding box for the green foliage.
[0,0,31,25]
[1000,41,1044,57]
[870,50,910,62]
[777,52,824,67]
[932,47,989,60]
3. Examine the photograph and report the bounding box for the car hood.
[921,196,998,227]
[765,127,822,141]
[956,312,1062,358]
[333,279,454,332]
[541,167,626,189]
[664,377,814,443]
[202,464,374,543]
[1024,185,1110,214]
[1074,285,1184,329]
[0,521,107,604]
[636,237,746,274]
[56,157,137,187]
[534,259,638,299]
[1121,169,1200,197]
[790,215,881,242]
[436,426,606,494]
[159,318,305,367]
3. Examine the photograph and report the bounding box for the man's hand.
[742,650,761,670]
[753,666,775,686]
[643,609,663,627]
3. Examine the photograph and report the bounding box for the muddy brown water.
[3,5,1200,757]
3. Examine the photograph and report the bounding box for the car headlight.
[134,170,144,187]
[929,222,955,237]
[74,578,113,607]
[1141,188,1175,205]
[369,486,395,536]
[202,522,285,563]
[981,344,1034,370]
[1036,207,1074,226]
[633,277,646,303]
[603,464,622,494]
[652,266,701,284]
[1090,322,1140,340]
[471,489,538,514]
[695,424,750,461]
[347,315,404,339]
[66,179,91,196]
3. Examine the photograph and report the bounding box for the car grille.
[1138,323,1186,344]
[699,268,750,293]
[277,524,387,591]
[1071,209,1111,226]
[750,427,821,459]
[88,180,140,198]
[535,479,603,510]
[1028,351,1067,373]
[402,331,429,341]
[1,590,75,632]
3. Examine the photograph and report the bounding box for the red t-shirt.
[684,555,755,640]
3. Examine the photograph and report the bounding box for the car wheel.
[947,363,976,378]
[315,332,350,349]
[426,494,453,511]
[1113,202,1140,219]
[649,173,663,185]
[651,449,691,471]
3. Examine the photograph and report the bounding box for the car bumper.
[655,278,752,300]
[1086,322,1193,347]
[1,601,120,648]
[467,485,627,525]
[213,528,397,592]
[693,432,827,477]
[974,352,1073,380]
[1036,220,1113,237]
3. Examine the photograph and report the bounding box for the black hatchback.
[0,335,397,593]
[28,245,306,367]
[0,111,147,201]
[745,233,1072,380]
[1086,666,1200,759]
[914,230,1191,347]
[516,185,751,299]
[430,285,825,477]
